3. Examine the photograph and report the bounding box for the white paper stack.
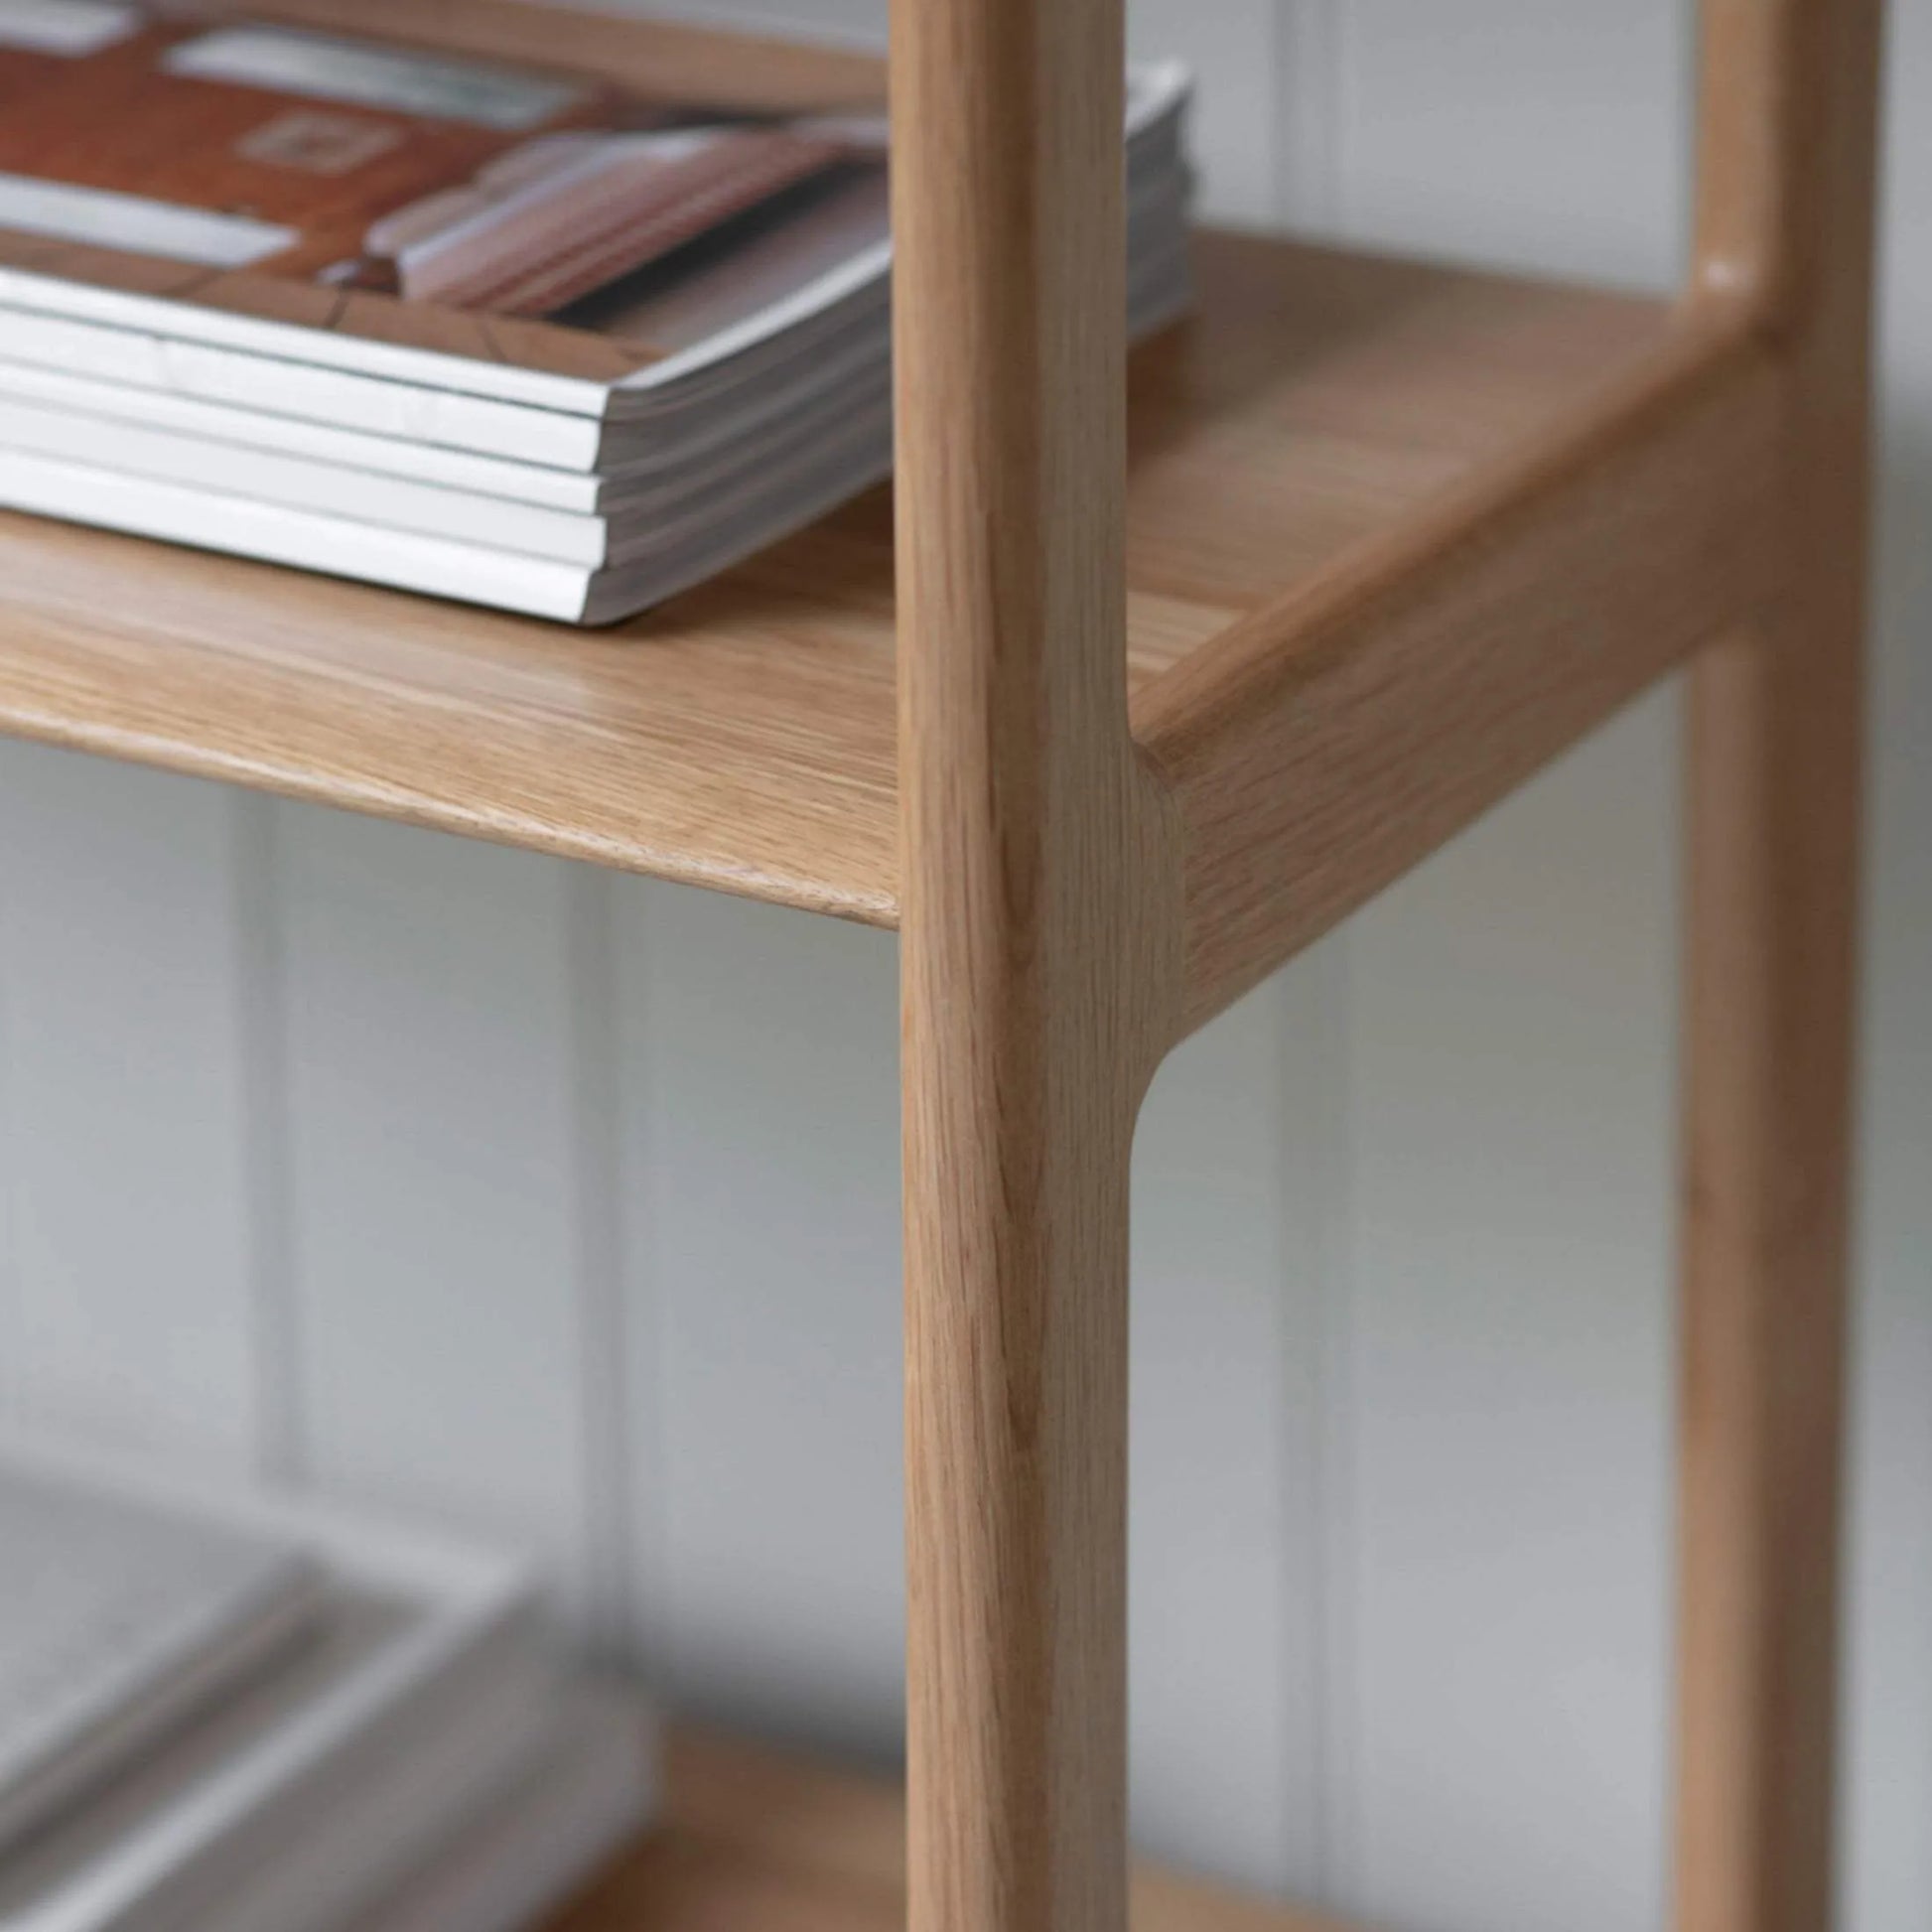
[0,2,1195,622]
[0,1465,325,1858]
[0,1435,654,1932]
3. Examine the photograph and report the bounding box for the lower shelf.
[546,1727,1346,1931]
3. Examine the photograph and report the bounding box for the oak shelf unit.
[25,0,1876,1928]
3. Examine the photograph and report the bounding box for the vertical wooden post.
[1675,4,1880,1930]
[891,0,1182,1927]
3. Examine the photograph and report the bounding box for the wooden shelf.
[0,231,1669,924]
[544,1728,1347,1932]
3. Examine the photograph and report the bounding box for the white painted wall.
[0,2,1927,1927]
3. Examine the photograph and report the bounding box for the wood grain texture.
[1138,318,1781,1031]
[1689,0,1808,313]
[0,237,1666,928]
[889,0,1181,1927]
[543,1728,1350,1932]
[1671,3,1880,1930]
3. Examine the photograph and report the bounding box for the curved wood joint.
[1691,0,1884,330]
[1137,319,1781,1035]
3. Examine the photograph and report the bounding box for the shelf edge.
[1135,314,1784,1035]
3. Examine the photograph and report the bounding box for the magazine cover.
[0,0,893,390]
[0,0,1191,618]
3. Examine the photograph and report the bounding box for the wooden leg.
[1672,603,1863,1932]
[1677,0,1877,1906]
[1672,155,1872,1911]
[902,1047,1140,1932]
[889,0,1180,1922]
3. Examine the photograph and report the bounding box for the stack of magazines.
[0,1433,652,1932]
[0,1,1193,623]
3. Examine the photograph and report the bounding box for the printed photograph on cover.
[0,0,890,373]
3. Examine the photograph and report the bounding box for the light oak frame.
[892,5,1877,1932]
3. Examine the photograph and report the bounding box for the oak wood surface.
[1670,3,1880,1930]
[543,1729,1349,1932]
[889,0,1180,1927]
[0,235,1667,924]
[1140,317,1781,1030]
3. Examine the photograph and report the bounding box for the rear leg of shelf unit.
[1673,0,1877,1922]
[1671,599,1863,1932]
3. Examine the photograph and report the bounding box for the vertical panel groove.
[568,863,637,1664]
[612,880,678,1698]
[1299,939,1360,1908]
[1272,0,1357,1901]
[234,795,303,1487]
[1274,0,1344,232]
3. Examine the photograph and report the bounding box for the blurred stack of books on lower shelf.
[0,1,1194,623]
[0,1433,652,1932]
